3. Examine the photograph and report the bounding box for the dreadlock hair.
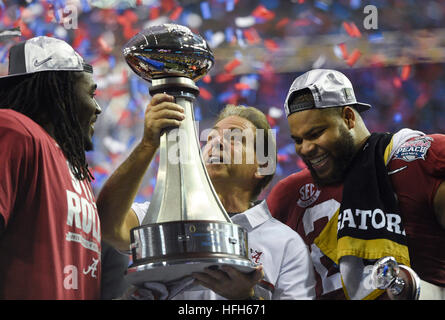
[0,71,93,182]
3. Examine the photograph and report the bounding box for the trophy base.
[125,257,256,286]
[127,220,254,285]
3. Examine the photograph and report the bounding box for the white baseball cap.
[284,69,371,117]
[0,36,92,83]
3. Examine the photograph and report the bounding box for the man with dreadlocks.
[0,36,102,299]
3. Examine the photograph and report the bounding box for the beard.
[304,126,356,187]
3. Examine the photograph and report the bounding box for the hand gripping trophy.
[122,24,255,285]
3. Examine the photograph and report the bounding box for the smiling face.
[73,72,101,151]
[287,107,356,186]
[202,115,261,190]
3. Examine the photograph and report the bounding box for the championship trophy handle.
[371,256,421,299]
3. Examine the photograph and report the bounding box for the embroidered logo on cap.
[34,56,52,67]
[343,87,354,101]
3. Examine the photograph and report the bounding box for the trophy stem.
[140,76,230,224]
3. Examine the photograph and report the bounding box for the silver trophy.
[122,24,255,285]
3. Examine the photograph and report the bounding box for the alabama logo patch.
[250,248,263,264]
[393,136,433,162]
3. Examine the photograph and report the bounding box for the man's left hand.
[192,265,264,299]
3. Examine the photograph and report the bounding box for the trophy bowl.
[123,23,214,82]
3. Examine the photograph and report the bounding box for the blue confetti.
[368,32,384,42]
[200,1,212,19]
[350,0,361,9]
[260,0,279,10]
[81,0,91,12]
[204,30,214,44]
[127,99,137,112]
[235,29,246,47]
[130,76,139,96]
[108,55,116,69]
[194,105,202,121]
[314,1,330,11]
[275,164,283,176]
[226,0,234,12]
[0,45,9,63]
[217,90,235,103]
[393,112,402,123]
[225,27,234,42]
[138,79,149,95]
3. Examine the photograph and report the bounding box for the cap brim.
[354,102,372,113]
[0,72,33,88]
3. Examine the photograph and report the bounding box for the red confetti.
[346,49,361,66]
[123,26,139,40]
[235,83,250,90]
[277,154,289,162]
[227,93,239,105]
[243,28,261,45]
[98,37,112,53]
[93,166,109,175]
[342,21,361,38]
[199,87,212,100]
[215,73,235,83]
[117,110,131,125]
[149,6,160,20]
[252,5,275,21]
[276,17,290,29]
[266,114,277,127]
[392,77,402,88]
[14,20,32,38]
[224,58,241,73]
[293,18,311,27]
[338,42,349,60]
[202,75,211,83]
[415,92,430,109]
[72,27,88,49]
[264,39,279,52]
[161,0,175,13]
[401,65,411,81]
[169,6,183,21]
[124,10,138,23]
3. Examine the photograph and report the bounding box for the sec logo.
[297,183,321,208]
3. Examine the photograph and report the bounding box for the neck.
[354,122,371,151]
[214,183,252,214]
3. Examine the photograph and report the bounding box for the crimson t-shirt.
[0,109,101,299]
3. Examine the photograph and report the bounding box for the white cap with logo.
[0,36,92,84]
[284,69,371,117]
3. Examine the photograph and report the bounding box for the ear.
[342,106,356,129]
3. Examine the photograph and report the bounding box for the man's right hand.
[141,93,185,149]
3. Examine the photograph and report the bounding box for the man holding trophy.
[97,24,316,300]
[98,94,316,300]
